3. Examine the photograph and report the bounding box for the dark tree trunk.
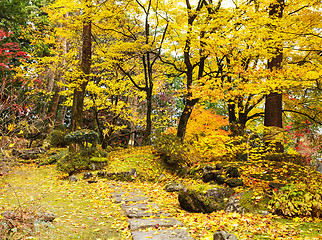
[48,84,61,129]
[71,20,91,132]
[142,87,152,144]
[264,0,284,153]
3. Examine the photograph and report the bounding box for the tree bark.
[71,18,91,132]
[264,0,284,153]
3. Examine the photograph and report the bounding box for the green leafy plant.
[269,183,322,218]
[46,130,69,148]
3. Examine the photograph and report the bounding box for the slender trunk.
[142,87,152,144]
[264,0,284,153]
[48,85,61,129]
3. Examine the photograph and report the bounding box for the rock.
[213,230,238,240]
[226,167,240,178]
[178,187,234,213]
[69,175,78,182]
[216,163,224,170]
[226,179,243,188]
[83,172,93,179]
[11,147,47,160]
[128,218,183,231]
[98,169,137,181]
[268,182,286,190]
[164,182,185,192]
[129,168,137,177]
[132,229,194,240]
[225,192,245,214]
[202,171,219,183]
[216,175,227,185]
[121,203,169,218]
[204,165,216,173]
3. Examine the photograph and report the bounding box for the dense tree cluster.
[1,0,321,157]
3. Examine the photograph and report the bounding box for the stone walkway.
[111,184,194,240]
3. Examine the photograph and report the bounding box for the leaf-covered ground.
[0,146,322,239]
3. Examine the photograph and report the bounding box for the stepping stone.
[114,195,149,203]
[128,218,183,231]
[113,189,149,203]
[132,229,194,240]
[121,203,170,218]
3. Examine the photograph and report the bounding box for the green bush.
[39,149,68,166]
[64,130,99,148]
[57,152,91,175]
[269,183,322,218]
[46,130,68,148]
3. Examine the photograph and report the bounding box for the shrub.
[56,152,91,175]
[153,133,198,168]
[64,130,99,148]
[56,148,112,175]
[46,130,68,148]
[269,183,322,218]
[39,149,68,166]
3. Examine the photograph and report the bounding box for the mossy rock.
[178,187,234,213]
[239,191,271,214]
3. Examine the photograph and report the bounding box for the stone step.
[128,218,183,231]
[121,203,170,218]
[113,190,149,203]
[132,229,194,240]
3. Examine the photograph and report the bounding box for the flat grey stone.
[113,189,148,203]
[114,195,149,204]
[132,229,194,240]
[121,203,159,211]
[128,218,183,231]
[121,203,169,218]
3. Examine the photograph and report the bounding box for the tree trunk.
[48,84,61,129]
[142,87,152,144]
[264,0,284,153]
[177,98,199,140]
[71,19,91,132]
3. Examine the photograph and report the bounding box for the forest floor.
[0,146,322,239]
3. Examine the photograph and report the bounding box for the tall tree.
[263,0,285,152]
[71,0,92,131]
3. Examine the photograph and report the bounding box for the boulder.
[178,187,234,213]
[226,167,240,178]
[213,231,238,240]
[164,182,185,192]
[226,179,243,188]
[202,171,219,183]
[216,175,227,185]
